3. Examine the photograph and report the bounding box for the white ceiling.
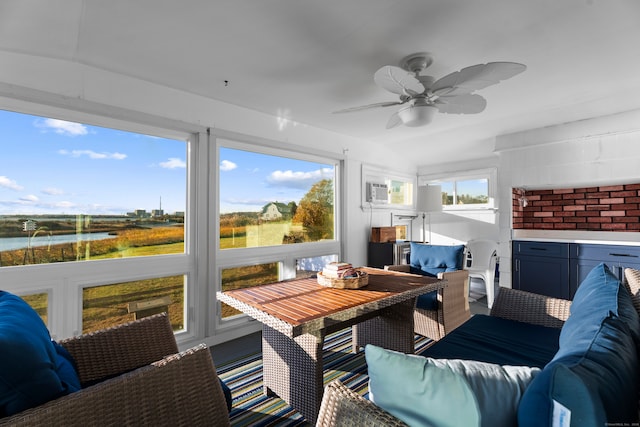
[1,0,640,157]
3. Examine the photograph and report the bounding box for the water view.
[0,232,115,251]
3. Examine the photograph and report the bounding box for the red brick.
[627,210,640,217]
[564,205,585,211]
[553,199,579,206]
[540,194,563,201]
[532,200,554,206]
[543,217,563,223]
[574,199,591,205]
[611,190,637,198]
[533,223,554,229]
[601,210,626,217]
[586,192,610,199]
[601,223,628,230]
[564,217,587,223]
[599,185,624,192]
[624,184,640,190]
[534,211,554,217]
[615,203,638,210]
[553,188,574,194]
[625,197,640,203]
[587,217,612,223]
[554,223,577,230]
[613,217,639,223]
[577,223,597,230]
[576,211,600,217]
[576,187,599,193]
[526,195,541,201]
[626,223,640,230]
[533,190,553,195]
[556,211,578,217]
[542,206,563,212]
[599,198,625,204]
[562,193,585,200]
[585,205,608,211]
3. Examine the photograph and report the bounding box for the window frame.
[0,98,204,345]
[210,131,344,333]
[419,168,497,211]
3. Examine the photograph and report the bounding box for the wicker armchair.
[315,287,572,426]
[0,313,230,427]
[385,265,470,341]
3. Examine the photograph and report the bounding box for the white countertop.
[512,229,640,246]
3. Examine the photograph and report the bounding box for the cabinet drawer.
[513,241,569,258]
[574,244,640,263]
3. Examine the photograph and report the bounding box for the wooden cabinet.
[512,241,570,299]
[513,240,640,299]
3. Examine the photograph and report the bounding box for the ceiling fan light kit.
[333,52,526,129]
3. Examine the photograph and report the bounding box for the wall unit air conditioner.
[366,182,389,203]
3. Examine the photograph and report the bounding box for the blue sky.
[219,147,334,214]
[0,109,334,215]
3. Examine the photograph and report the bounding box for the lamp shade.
[398,104,437,127]
[417,185,442,212]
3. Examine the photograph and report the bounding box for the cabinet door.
[368,242,394,268]
[513,254,570,299]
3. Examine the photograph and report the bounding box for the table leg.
[262,325,325,424]
[352,298,416,354]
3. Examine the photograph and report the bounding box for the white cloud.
[19,194,39,202]
[58,149,127,160]
[42,187,64,195]
[39,118,89,136]
[159,157,186,169]
[220,160,237,171]
[0,176,24,191]
[266,167,334,189]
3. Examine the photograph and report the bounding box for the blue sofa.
[317,263,640,427]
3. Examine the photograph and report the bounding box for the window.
[215,139,343,327]
[0,106,196,341]
[362,165,415,209]
[422,170,495,210]
[0,109,187,267]
[219,146,336,248]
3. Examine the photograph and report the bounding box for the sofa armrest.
[316,381,408,427]
[59,313,179,386]
[490,288,571,329]
[1,344,230,427]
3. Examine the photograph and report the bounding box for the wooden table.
[216,267,445,423]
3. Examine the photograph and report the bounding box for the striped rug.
[218,328,432,426]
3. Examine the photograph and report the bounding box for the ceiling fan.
[333,52,526,129]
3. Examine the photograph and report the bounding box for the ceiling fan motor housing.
[398,104,437,127]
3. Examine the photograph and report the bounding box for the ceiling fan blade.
[386,111,403,129]
[435,94,487,114]
[332,101,403,114]
[431,62,526,97]
[374,65,425,96]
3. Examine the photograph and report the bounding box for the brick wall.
[512,184,640,231]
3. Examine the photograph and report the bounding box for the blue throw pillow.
[0,291,79,416]
[519,263,640,425]
[409,243,465,277]
[366,344,540,427]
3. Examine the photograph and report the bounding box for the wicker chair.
[0,313,230,427]
[385,265,470,341]
[315,287,572,426]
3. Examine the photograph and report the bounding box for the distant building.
[151,209,164,218]
[126,209,150,218]
[261,202,291,221]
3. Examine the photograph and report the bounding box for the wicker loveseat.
[0,312,230,426]
[317,263,640,427]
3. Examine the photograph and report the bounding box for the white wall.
[495,108,640,288]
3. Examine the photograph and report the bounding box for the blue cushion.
[415,291,438,310]
[366,344,541,427]
[422,314,561,368]
[0,291,79,416]
[409,243,465,276]
[518,263,640,425]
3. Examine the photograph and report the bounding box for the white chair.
[465,239,498,309]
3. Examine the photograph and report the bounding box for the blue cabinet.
[513,240,640,299]
[570,244,640,296]
[512,241,571,299]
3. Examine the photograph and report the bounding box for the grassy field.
[11,222,309,333]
